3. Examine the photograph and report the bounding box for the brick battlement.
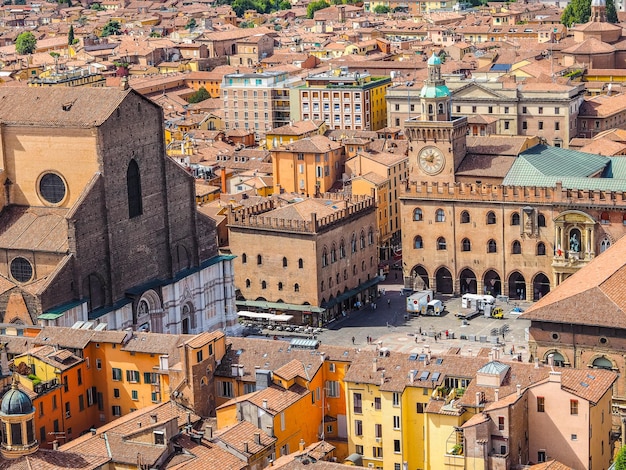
[402,181,626,207]
[228,193,375,234]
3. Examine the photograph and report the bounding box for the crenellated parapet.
[401,180,626,207]
[228,193,375,234]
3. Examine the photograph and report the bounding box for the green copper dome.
[420,84,450,98]
[0,381,33,415]
[427,53,442,66]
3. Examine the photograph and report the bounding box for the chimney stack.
[534,358,540,368]
[254,433,261,445]
[53,440,59,450]
[548,354,554,368]
[262,399,268,409]
[206,426,213,439]
[299,438,306,452]
[475,392,482,406]
[244,442,249,453]
[372,358,378,373]
[151,414,158,423]
[320,352,326,364]
[494,389,499,401]
[549,371,562,383]
[517,384,521,397]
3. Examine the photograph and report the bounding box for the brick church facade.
[0,87,237,334]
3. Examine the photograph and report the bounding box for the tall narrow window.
[127,160,143,218]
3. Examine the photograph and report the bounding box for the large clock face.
[418,146,445,176]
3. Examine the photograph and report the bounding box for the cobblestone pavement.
[315,275,533,361]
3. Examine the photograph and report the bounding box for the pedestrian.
[352,336,355,344]
[445,330,449,339]
[415,336,418,343]
[419,327,422,334]
[387,299,391,308]
[434,335,437,342]
[395,272,398,280]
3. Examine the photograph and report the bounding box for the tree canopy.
[373,4,390,13]
[188,87,211,103]
[561,0,591,26]
[616,445,626,470]
[307,0,329,18]
[101,20,122,37]
[68,24,75,46]
[186,18,197,30]
[15,31,36,55]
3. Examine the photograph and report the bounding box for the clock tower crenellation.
[406,52,468,184]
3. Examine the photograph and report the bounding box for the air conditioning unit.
[368,464,375,468]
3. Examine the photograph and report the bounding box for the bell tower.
[405,52,468,183]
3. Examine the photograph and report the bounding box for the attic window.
[154,431,165,445]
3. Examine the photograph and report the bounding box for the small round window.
[10,257,33,283]
[39,173,66,204]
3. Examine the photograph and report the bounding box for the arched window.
[321,281,325,291]
[351,234,357,253]
[623,214,626,225]
[336,273,340,283]
[486,211,496,225]
[294,283,300,292]
[414,236,423,249]
[438,103,444,114]
[257,254,262,265]
[278,282,283,291]
[512,240,522,254]
[487,239,497,253]
[352,265,357,275]
[461,238,471,251]
[600,238,611,253]
[282,257,288,267]
[127,159,143,218]
[322,249,328,267]
[343,269,348,280]
[361,260,366,271]
[511,213,520,226]
[460,211,470,224]
[298,258,304,269]
[242,253,247,264]
[329,277,333,288]
[330,245,337,263]
[368,229,374,245]
[437,237,447,250]
[339,241,346,258]
[592,356,613,370]
[261,280,267,289]
[537,242,546,256]
[245,279,251,288]
[428,104,433,115]
[360,231,366,249]
[600,211,610,224]
[435,209,445,222]
[538,213,546,227]
[413,208,423,221]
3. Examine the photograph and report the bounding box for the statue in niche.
[569,232,580,252]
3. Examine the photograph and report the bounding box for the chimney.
[52,440,59,450]
[254,433,261,445]
[475,392,482,406]
[494,389,499,402]
[238,364,245,377]
[492,347,499,360]
[244,442,249,453]
[262,399,268,409]
[468,348,472,357]
[299,438,306,452]
[120,76,129,90]
[534,358,540,369]
[409,370,415,385]
[549,371,562,383]
[517,384,521,397]
[548,354,554,368]
[206,426,213,439]
[372,358,378,373]
[488,352,494,362]
[151,414,158,423]
[320,352,326,363]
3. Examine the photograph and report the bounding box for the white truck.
[406,290,434,316]
[456,294,496,319]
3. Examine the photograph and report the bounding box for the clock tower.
[405,53,468,183]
